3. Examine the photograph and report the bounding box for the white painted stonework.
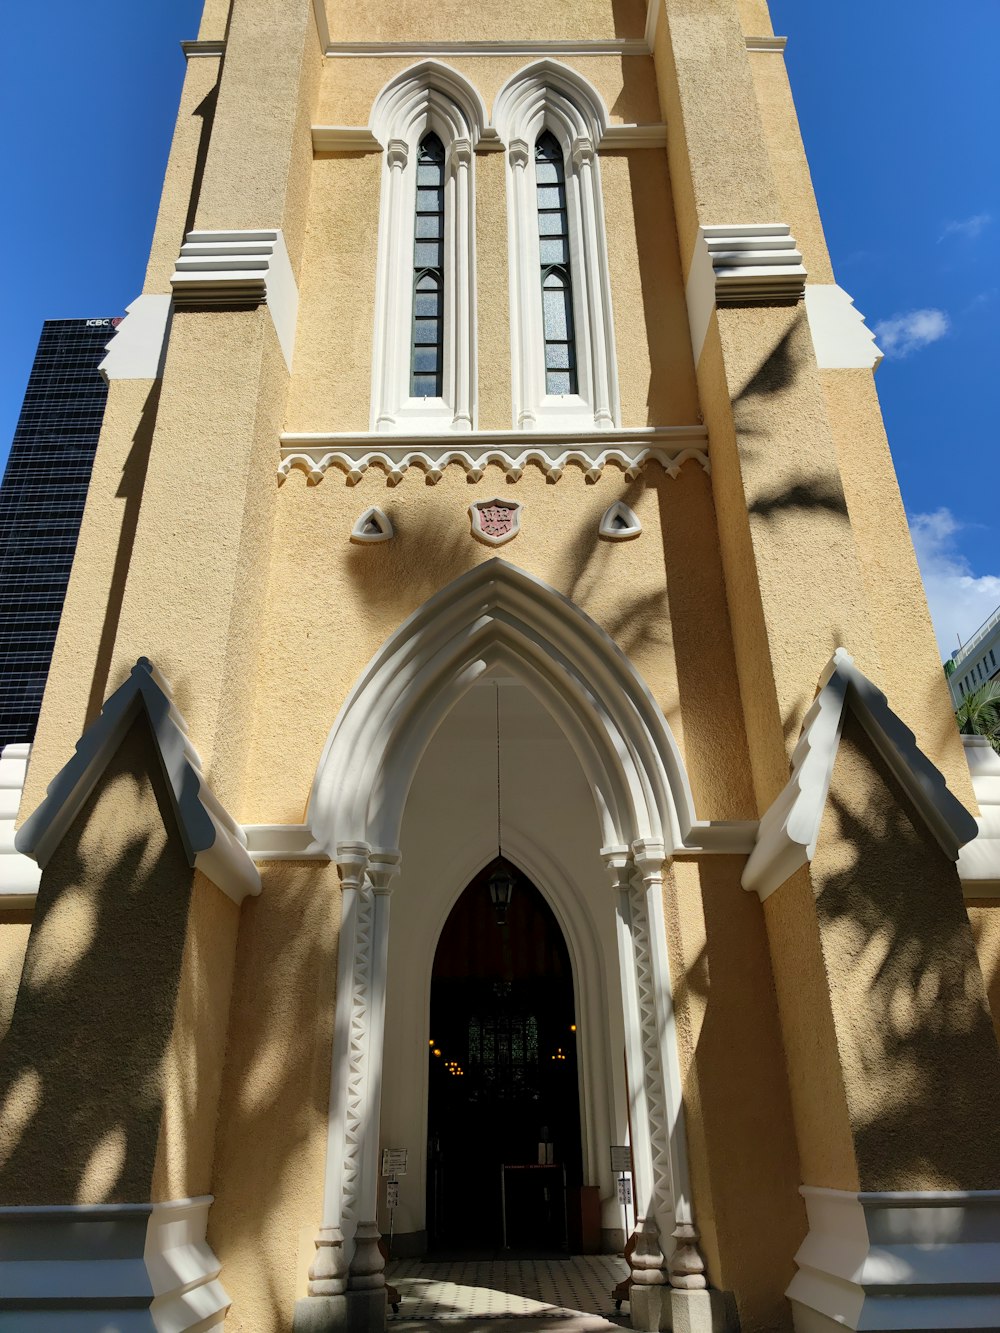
[351,506,394,543]
[99,295,172,382]
[278,426,709,486]
[787,1185,1000,1332]
[16,658,260,906]
[804,284,883,370]
[0,743,40,905]
[170,228,298,371]
[0,1196,229,1331]
[686,223,807,364]
[743,648,978,901]
[958,735,1000,894]
[468,497,522,546]
[599,501,642,540]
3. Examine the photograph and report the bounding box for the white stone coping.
[959,735,1000,896]
[0,1195,229,1331]
[0,743,41,907]
[170,229,298,371]
[278,425,710,485]
[788,1184,1000,1332]
[804,284,882,371]
[742,648,979,901]
[15,659,261,907]
[99,294,172,382]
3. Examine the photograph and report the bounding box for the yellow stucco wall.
[243,461,754,828]
[0,915,31,1042]
[207,861,340,1333]
[968,902,1000,1049]
[322,0,646,45]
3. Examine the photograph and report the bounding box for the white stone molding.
[324,39,650,58]
[16,658,261,906]
[494,61,620,432]
[351,506,394,544]
[311,125,382,152]
[243,823,332,861]
[312,0,331,51]
[180,39,226,59]
[598,124,668,150]
[686,223,807,364]
[644,0,660,55]
[170,228,298,371]
[468,497,522,546]
[804,284,883,370]
[787,1185,1000,1332]
[742,648,979,901]
[0,1195,229,1330]
[958,735,1000,895]
[604,846,705,1295]
[316,844,400,1285]
[745,35,788,53]
[369,62,484,435]
[307,559,757,859]
[599,501,642,540]
[99,295,172,382]
[0,743,41,906]
[278,427,710,486]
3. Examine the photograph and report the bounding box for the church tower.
[2,1,999,1330]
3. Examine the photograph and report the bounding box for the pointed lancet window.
[411,132,445,397]
[535,132,577,397]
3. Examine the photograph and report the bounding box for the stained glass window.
[535,132,577,396]
[411,133,445,397]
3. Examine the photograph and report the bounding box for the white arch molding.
[302,562,747,1318]
[493,61,619,433]
[369,62,486,435]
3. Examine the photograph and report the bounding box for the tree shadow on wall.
[0,716,191,1205]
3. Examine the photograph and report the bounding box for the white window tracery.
[369,63,486,434]
[495,62,620,432]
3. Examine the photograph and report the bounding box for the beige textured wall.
[734,0,773,35]
[475,149,514,431]
[0,915,31,1041]
[0,718,194,1205]
[667,858,802,1332]
[198,0,232,42]
[812,715,1000,1191]
[321,0,645,45]
[747,50,833,283]
[22,379,162,823]
[819,368,974,805]
[208,861,340,1333]
[969,902,1000,1048]
[243,462,753,827]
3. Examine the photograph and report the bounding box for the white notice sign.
[382,1148,408,1177]
[610,1145,632,1174]
[386,1181,400,1208]
[617,1177,632,1206]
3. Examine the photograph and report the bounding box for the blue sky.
[0,2,997,657]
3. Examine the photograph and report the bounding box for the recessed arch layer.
[307,559,753,857]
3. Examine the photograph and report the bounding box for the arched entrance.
[427,861,583,1253]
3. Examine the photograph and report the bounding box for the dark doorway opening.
[427,860,583,1254]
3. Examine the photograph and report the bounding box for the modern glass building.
[0,318,113,747]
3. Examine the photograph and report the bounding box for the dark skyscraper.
[0,318,114,747]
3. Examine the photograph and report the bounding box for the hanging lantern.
[488,859,515,926]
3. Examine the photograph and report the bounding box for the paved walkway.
[386,1255,630,1329]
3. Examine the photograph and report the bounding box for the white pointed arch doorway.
[304,560,747,1313]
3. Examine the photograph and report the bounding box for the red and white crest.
[469,498,523,547]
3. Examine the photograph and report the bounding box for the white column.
[450,137,473,432]
[309,842,400,1299]
[572,137,615,431]
[375,139,409,431]
[509,138,538,429]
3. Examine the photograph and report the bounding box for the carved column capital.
[631,838,667,888]
[601,844,632,891]
[572,136,596,170]
[386,138,409,170]
[508,138,530,170]
[367,848,401,895]
[451,137,473,170]
[336,841,371,892]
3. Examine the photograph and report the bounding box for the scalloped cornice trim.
[742,649,979,900]
[278,427,708,485]
[16,659,260,906]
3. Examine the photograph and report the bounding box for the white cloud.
[909,509,1000,657]
[874,308,950,359]
[940,212,992,242]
